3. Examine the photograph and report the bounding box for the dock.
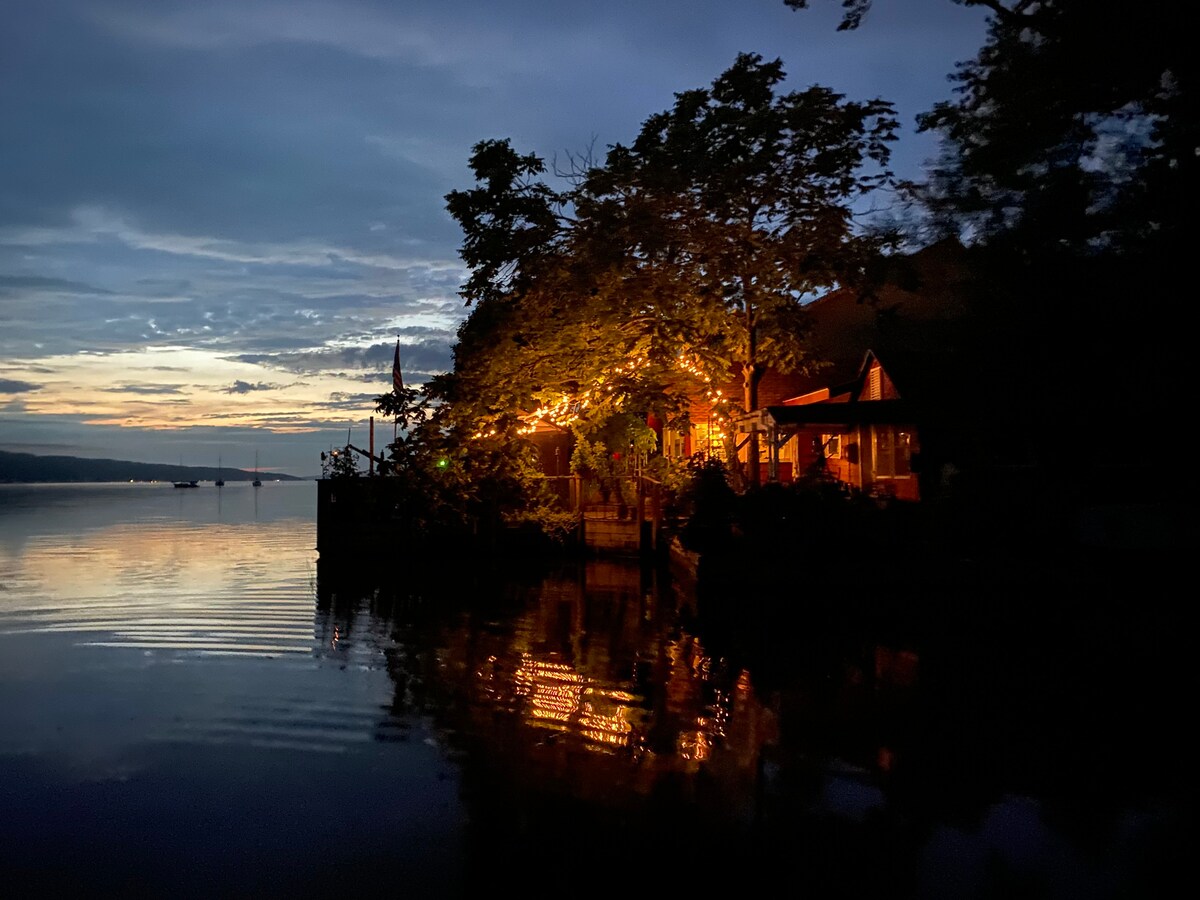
[316,474,671,559]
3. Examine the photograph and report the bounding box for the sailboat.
[215,455,225,488]
[252,451,262,487]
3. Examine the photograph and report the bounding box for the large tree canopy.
[915,0,1192,259]
[441,53,897,486]
[790,1,1194,258]
[789,0,1193,487]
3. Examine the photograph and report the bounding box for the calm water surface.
[0,482,1187,897]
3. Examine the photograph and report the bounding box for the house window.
[873,426,912,478]
[820,433,841,459]
[694,423,726,460]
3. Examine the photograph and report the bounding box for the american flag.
[392,340,403,394]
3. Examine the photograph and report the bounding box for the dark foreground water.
[0,482,1189,897]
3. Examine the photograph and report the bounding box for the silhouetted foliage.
[789,0,1192,498]
[783,0,872,30]
[320,446,360,479]
[364,381,577,549]
[678,456,738,555]
[441,53,899,502]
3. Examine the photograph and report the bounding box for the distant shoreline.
[0,449,310,483]
[0,479,317,485]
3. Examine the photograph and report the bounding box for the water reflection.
[0,484,1184,896]
[1,485,466,895]
[317,552,1187,897]
[0,518,314,656]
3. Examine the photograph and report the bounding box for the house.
[741,348,969,502]
[660,238,984,498]
[521,238,1003,505]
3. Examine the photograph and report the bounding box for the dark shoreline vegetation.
[0,450,306,484]
[319,452,1187,603]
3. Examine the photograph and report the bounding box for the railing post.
[652,480,662,551]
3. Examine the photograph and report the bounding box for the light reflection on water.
[0,483,315,657]
[0,483,1187,897]
[0,483,464,895]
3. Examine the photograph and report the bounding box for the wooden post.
[652,481,662,551]
[636,477,646,551]
[369,416,375,476]
[768,423,778,482]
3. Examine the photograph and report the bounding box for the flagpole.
[392,335,401,445]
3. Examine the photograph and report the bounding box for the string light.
[483,350,734,438]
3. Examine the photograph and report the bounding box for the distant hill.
[0,450,306,484]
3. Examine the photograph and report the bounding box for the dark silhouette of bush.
[678,456,737,555]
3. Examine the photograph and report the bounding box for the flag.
[392,340,404,394]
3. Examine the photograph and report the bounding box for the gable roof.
[777,238,977,403]
[757,343,979,431]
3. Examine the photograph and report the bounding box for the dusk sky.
[0,0,989,477]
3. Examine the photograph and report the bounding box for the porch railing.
[537,473,670,551]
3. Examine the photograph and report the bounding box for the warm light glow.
[511,652,642,749]
[678,729,711,761]
[511,351,729,436]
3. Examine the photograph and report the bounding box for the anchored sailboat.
[215,455,225,488]
[252,451,262,487]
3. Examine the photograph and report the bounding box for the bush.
[678,456,737,554]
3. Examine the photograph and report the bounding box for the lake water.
[0,482,1187,897]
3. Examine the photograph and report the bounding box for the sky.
[0,0,990,477]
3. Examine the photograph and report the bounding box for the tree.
[783,0,873,30]
[442,54,898,492]
[581,52,898,485]
[914,1,1192,259]
[788,0,1194,493]
[787,1,1194,258]
[320,446,360,479]
[367,373,572,547]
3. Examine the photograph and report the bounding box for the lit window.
[820,433,841,459]
[694,423,726,460]
[873,426,911,478]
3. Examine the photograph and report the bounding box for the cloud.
[326,371,394,384]
[0,378,40,393]
[89,0,544,75]
[0,207,459,272]
[100,383,186,395]
[223,380,282,394]
[227,350,373,375]
[0,274,112,295]
[326,391,381,408]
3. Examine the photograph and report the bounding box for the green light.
[437,458,449,469]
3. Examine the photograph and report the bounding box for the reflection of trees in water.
[313,554,1187,896]
[315,555,792,883]
[388,560,763,796]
